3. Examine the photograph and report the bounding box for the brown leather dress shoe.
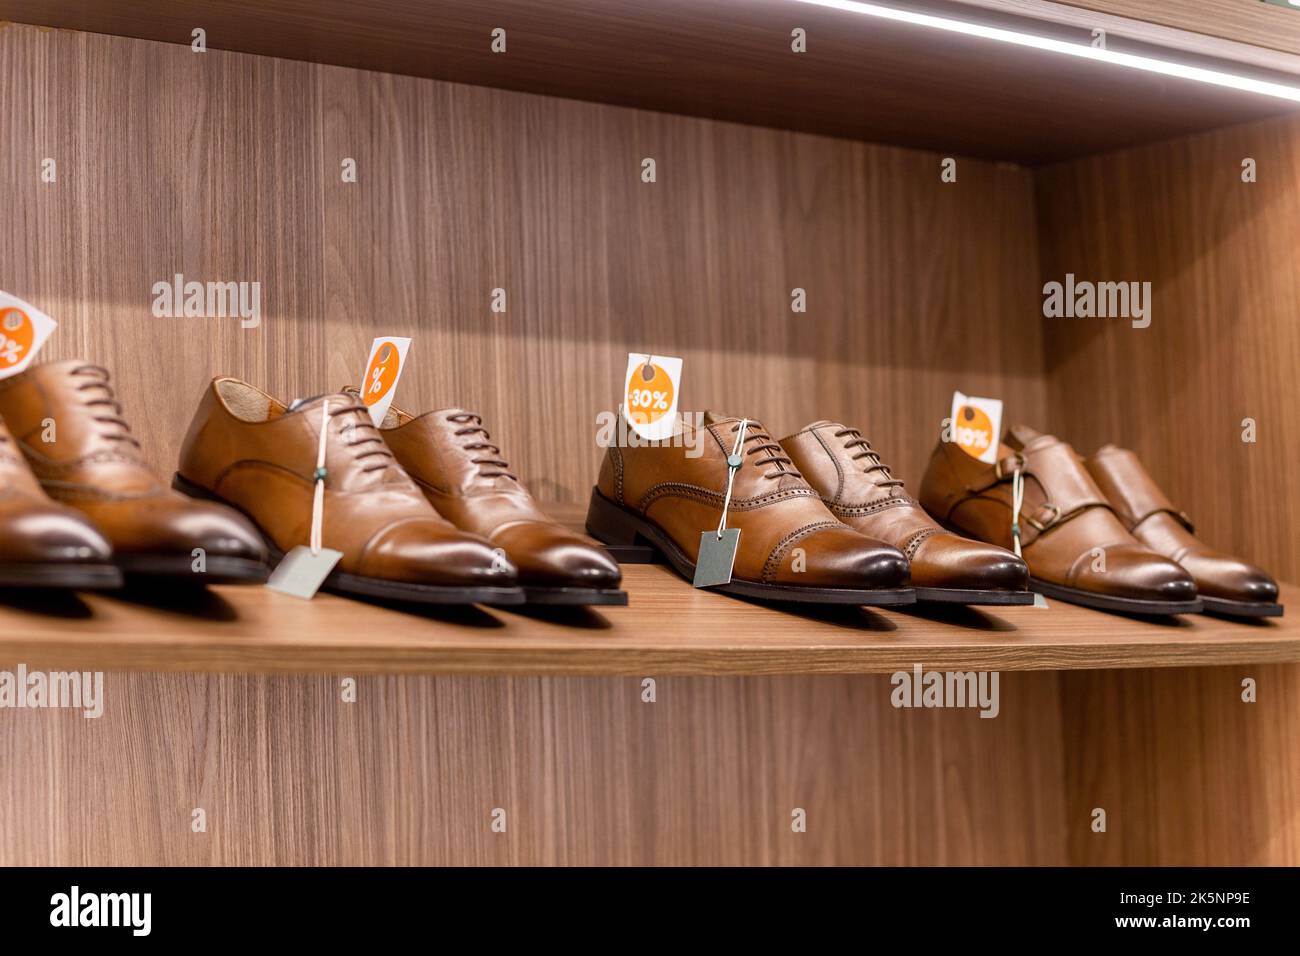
[175,377,523,605]
[0,415,121,589]
[781,421,1031,605]
[342,389,626,606]
[918,425,1200,615]
[585,412,913,604]
[0,361,268,584]
[1086,445,1282,618]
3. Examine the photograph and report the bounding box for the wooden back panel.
[0,24,1044,506]
[1036,112,1300,582]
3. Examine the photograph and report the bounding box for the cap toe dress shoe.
[1086,445,1282,617]
[781,421,1031,605]
[0,415,121,589]
[0,360,268,584]
[917,424,1200,615]
[175,377,522,605]
[343,389,626,606]
[585,411,913,605]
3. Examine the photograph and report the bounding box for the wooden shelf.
[3,0,1298,163]
[0,567,1293,676]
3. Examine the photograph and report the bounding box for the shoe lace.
[71,364,142,450]
[330,401,396,473]
[834,427,904,489]
[730,422,800,480]
[447,412,517,481]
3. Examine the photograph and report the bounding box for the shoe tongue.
[288,392,357,417]
[701,410,733,427]
[1004,423,1061,452]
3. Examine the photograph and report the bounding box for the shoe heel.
[172,472,221,502]
[585,487,645,545]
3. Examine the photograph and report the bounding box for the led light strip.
[793,0,1300,103]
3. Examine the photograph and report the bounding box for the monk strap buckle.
[995,453,1025,481]
[1026,503,1060,531]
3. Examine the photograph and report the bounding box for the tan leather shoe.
[585,412,913,604]
[341,388,625,606]
[1086,445,1282,618]
[0,414,121,589]
[781,421,1031,605]
[175,377,523,605]
[918,425,1200,615]
[0,361,268,584]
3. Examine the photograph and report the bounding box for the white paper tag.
[694,529,740,588]
[267,546,344,599]
[623,353,682,441]
[0,291,57,380]
[360,337,412,426]
[1032,592,1049,608]
[950,390,1003,464]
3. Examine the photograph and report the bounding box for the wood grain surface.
[1062,664,1300,865]
[3,665,1290,865]
[0,22,1044,506]
[1036,111,1300,586]
[1,1,1296,164]
[0,569,1295,676]
[0,670,1069,865]
[2,20,1298,867]
[1035,110,1300,869]
[1058,0,1300,57]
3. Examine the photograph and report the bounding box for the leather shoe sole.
[0,561,124,590]
[1199,595,1284,618]
[912,586,1035,606]
[586,488,914,606]
[116,553,270,585]
[1030,577,1202,616]
[522,585,628,606]
[174,473,525,606]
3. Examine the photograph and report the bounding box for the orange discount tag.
[949,391,1002,464]
[359,337,412,425]
[623,353,682,440]
[0,292,57,379]
[625,361,675,428]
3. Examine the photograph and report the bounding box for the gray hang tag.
[694,528,741,588]
[267,545,344,599]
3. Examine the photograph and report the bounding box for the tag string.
[310,400,330,555]
[716,418,749,538]
[1010,462,1025,558]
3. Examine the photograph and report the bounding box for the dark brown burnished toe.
[916,425,1203,614]
[0,414,121,589]
[780,421,1029,604]
[174,377,524,604]
[493,524,623,590]
[0,360,270,583]
[1085,445,1281,616]
[358,519,518,588]
[345,389,626,605]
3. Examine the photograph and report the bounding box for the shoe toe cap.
[912,535,1029,591]
[1077,545,1196,603]
[774,527,909,589]
[493,524,622,589]
[360,522,519,587]
[2,508,114,564]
